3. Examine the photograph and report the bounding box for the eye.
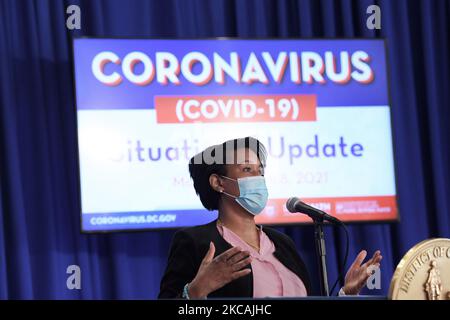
[243,166,251,172]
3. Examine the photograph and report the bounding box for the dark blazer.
[158,219,312,298]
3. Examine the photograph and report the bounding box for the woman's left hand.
[343,250,382,295]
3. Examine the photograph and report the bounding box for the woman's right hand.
[188,242,252,298]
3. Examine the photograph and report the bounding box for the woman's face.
[220,148,264,197]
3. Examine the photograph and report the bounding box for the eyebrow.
[238,160,262,165]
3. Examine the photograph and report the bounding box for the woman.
[158,137,382,299]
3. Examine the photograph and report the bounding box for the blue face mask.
[220,175,268,215]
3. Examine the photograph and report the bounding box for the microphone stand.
[313,216,330,296]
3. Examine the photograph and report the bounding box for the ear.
[209,174,224,193]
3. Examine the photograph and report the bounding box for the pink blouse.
[217,223,307,298]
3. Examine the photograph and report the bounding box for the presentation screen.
[73,38,398,232]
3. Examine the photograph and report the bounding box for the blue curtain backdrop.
[0,0,449,299]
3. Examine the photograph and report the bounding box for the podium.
[389,238,450,300]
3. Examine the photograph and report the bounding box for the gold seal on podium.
[389,238,450,300]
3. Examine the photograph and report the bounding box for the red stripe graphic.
[154,94,317,123]
[256,195,398,224]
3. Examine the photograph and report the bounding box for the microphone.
[286,197,343,225]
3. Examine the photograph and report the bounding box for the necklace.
[217,219,260,252]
